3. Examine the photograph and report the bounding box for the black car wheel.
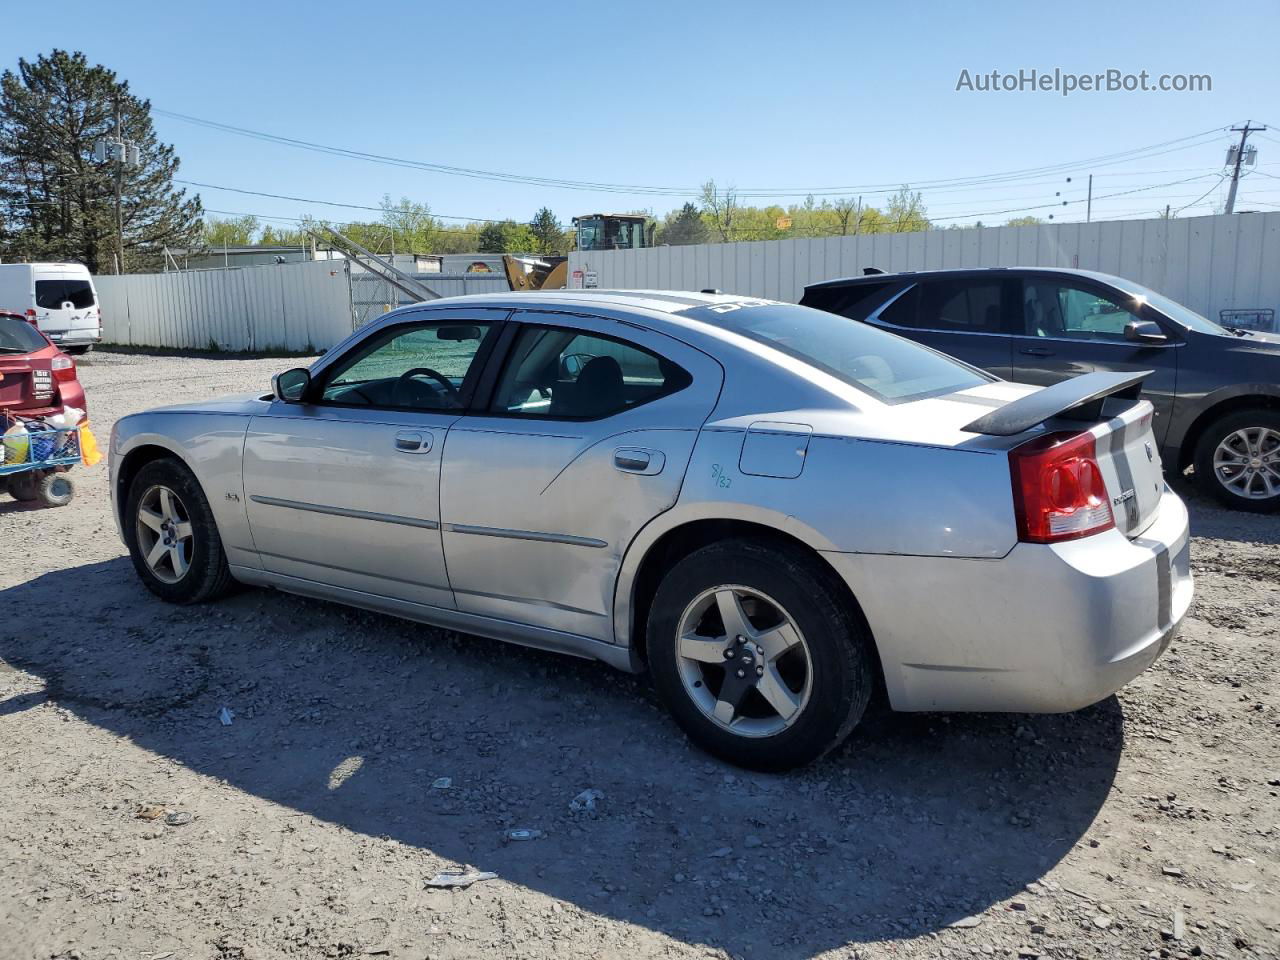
[1194,408,1280,513]
[125,458,237,603]
[647,538,875,771]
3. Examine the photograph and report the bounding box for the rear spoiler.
[963,370,1152,437]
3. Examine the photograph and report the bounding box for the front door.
[1011,275,1180,445]
[242,311,505,607]
[439,310,723,641]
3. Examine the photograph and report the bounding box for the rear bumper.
[822,487,1193,713]
[43,329,101,347]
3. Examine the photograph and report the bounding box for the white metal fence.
[568,212,1280,331]
[95,259,516,351]
[96,259,358,351]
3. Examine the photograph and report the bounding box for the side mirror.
[1125,319,1168,344]
[273,367,311,402]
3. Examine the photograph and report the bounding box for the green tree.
[659,202,710,245]
[884,186,929,233]
[478,219,534,253]
[0,49,202,272]
[700,180,738,242]
[380,195,437,252]
[528,206,564,255]
[201,214,258,247]
[1004,215,1042,227]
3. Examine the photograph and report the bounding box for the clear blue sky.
[6,0,1280,231]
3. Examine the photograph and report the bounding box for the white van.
[0,262,102,354]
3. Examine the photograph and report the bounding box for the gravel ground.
[1,349,1277,960]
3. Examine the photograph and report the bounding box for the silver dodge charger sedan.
[110,291,1193,769]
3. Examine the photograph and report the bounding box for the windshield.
[681,300,991,403]
[0,315,48,352]
[1104,276,1227,335]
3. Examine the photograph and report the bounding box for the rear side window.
[802,282,898,322]
[0,315,47,353]
[682,301,991,403]
[491,326,691,419]
[919,279,1005,332]
[35,279,95,310]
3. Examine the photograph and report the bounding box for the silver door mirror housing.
[273,367,311,402]
[1125,319,1168,344]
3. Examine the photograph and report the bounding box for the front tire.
[1194,409,1280,513]
[125,458,236,603]
[647,538,875,771]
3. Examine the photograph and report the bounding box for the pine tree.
[528,207,563,255]
[0,49,202,272]
[659,202,710,246]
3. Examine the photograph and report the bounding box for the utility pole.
[1225,122,1266,215]
[1086,175,1093,223]
[114,98,124,274]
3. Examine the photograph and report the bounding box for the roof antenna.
[700,288,722,294]
[862,267,885,276]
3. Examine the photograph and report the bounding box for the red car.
[2,309,87,503]
[0,309,86,419]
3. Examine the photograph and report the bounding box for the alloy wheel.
[135,484,195,584]
[675,585,813,738]
[1213,426,1280,500]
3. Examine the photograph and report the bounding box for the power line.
[175,179,498,222]
[154,107,1233,199]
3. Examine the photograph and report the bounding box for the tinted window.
[683,301,990,403]
[876,285,921,327]
[320,320,496,410]
[491,327,690,419]
[35,279,95,310]
[1104,276,1225,334]
[1023,280,1136,341]
[0,315,47,353]
[920,279,1005,332]
[803,281,898,322]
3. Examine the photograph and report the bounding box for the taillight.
[51,354,77,383]
[1009,431,1114,543]
[24,308,37,325]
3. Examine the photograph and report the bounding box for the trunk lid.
[0,354,55,414]
[1084,399,1164,538]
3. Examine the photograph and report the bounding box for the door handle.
[614,447,665,475]
[1018,347,1054,357]
[394,431,433,453]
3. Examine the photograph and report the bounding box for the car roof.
[804,266,1130,291]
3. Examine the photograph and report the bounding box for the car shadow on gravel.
[1,558,1124,959]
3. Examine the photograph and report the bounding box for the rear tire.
[1193,409,1280,513]
[36,473,74,507]
[6,474,38,501]
[647,538,875,771]
[125,458,236,603]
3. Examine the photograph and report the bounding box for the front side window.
[491,326,690,419]
[681,301,990,403]
[320,320,496,410]
[1023,281,1137,341]
[919,279,1005,332]
[35,279,95,310]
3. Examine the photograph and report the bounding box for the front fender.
[111,413,257,568]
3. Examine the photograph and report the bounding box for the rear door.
[1011,274,1180,445]
[868,276,1017,379]
[439,309,722,641]
[33,270,99,345]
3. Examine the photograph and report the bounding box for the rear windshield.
[0,315,48,353]
[35,279,95,310]
[681,300,992,403]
